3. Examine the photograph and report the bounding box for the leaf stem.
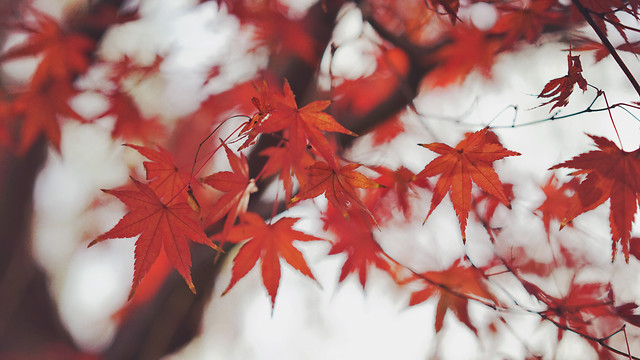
[624,324,633,360]
[601,90,624,150]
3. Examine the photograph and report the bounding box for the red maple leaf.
[521,278,627,341]
[428,25,501,87]
[202,144,257,233]
[573,38,640,63]
[534,175,580,236]
[90,178,218,299]
[323,203,395,288]
[11,80,84,153]
[537,50,588,111]
[113,249,171,319]
[549,134,640,262]
[571,0,635,42]
[331,48,409,118]
[507,242,586,281]
[107,54,164,84]
[249,80,355,166]
[370,115,405,146]
[259,143,314,201]
[409,259,498,334]
[473,182,514,225]
[216,212,322,308]
[414,127,520,241]
[221,1,320,64]
[238,81,274,150]
[363,0,439,45]
[491,0,565,47]
[0,7,94,87]
[291,161,382,220]
[367,165,431,222]
[126,144,191,202]
[630,237,640,261]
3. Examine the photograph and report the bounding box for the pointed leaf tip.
[187,281,196,294]
[128,287,137,301]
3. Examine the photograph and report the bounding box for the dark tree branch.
[572,0,640,99]
[0,139,77,356]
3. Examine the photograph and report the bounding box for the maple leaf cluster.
[5,0,640,359]
[0,7,90,153]
[92,79,387,305]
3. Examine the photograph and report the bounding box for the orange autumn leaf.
[323,203,395,288]
[520,278,636,343]
[415,127,520,241]
[534,174,579,236]
[473,182,514,225]
[202,144,257,233]
[428,25,500,87]
[0,7,94,87]
[490,0,565,47]
[370,115,405,146]
[251,80,355,166]
[108,54,164,82]
[238,81,274,150]
[221,1,320,64]
[291,161,382,220]
[259,143,314,202]
[409,259,498,334]
[368,165,431,222]
[331,48,409,118]
[126,144,190,202]
[113,249,172,320]
[549,134,640,262]
[363,0,437,45]
[90,178,218,299]
[11,80,84,153]
[216,212,323,308]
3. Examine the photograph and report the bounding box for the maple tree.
[3,0,640,359]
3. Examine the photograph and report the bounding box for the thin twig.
[624,324,634,360]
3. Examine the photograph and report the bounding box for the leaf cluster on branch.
[2,0,640,359]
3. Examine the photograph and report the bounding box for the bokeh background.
[2,0,640,359]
